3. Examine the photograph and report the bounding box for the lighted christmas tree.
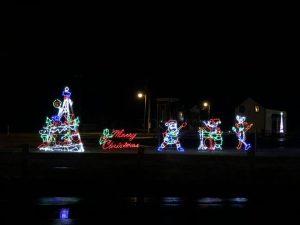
[38,86,84,152]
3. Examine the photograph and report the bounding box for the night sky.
[1,4,298,132]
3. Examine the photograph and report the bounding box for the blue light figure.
[60,208,69,219]
[158,120,187,152]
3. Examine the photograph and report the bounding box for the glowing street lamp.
[203,101,211,119]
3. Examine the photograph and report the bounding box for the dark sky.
[1,4,299,132]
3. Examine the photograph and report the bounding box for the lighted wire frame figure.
[198,118,223,151]
[38,86,84,152]
[158,120,187,152]
[232,115,253,150]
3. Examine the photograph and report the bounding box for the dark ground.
[1,133,300,224]
[1,150,300,224]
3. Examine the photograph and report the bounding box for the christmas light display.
[99,129,139,150]
[198,118,223,151]
[232,115,253,150]
[157,120,187,151]
[38,87,84,152]
[280,112,284,133]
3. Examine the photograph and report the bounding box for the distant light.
[137,92,144,98]
[203,102,209,107]
[280,112,284,133]
[178,111,184,121]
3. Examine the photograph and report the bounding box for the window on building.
[178,111,184,121]
[255,105,260,113]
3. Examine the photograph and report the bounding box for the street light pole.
[203,101,211,119]
[138,92,147,132]
[144,94,147,132]
[147,95,151,133]
[208,104,210,118]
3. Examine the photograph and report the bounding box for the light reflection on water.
[60,208,69,219]
[196,197,248,208]
[51,219,74,225]
[37,197,81,206]
[50,208,73,225]
[31,195,248,224]
[161,197,183,207]
[127,196,248,208]
[197,197,223,204]
[229,197,248,203]
[196,197,223,208]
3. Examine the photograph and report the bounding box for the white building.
[235,97,287,135]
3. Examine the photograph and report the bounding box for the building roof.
[236,96,287,112]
